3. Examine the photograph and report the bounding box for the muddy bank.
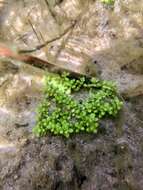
[1,103,143,190]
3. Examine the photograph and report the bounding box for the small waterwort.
[33,72,123,138]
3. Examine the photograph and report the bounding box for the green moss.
[33,72,123,138]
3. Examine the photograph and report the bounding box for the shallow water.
[0,0,143,190]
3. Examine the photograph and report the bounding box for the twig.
[18,21,76,54]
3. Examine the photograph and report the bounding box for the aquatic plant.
[101,0,115,5]
[33,72,123,138]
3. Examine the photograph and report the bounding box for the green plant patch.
[33,72,123,138]
[100,0,115,5]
